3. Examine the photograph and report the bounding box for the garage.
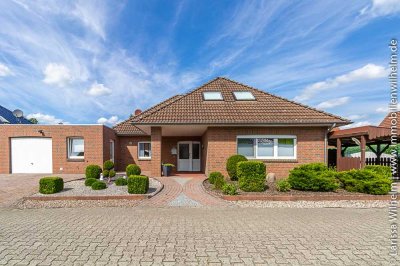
[11,138,53,173]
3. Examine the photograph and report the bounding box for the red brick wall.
[115,135,151,175]
[151,127,162,177]
[103,127,117,165]
[205,126,328,179]
[0,125,111,174]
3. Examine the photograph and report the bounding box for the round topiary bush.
[103,169,110,178]
[103,160,114,171]
[85,165,102,179]
[226,155,248,180]
[115,177,127,186]
[222,183,237,195]
[276,179,291,192]
[85,178,97,187]
[209,171,224,184]
[91,181,107,190]
[109,169,116,178]
[213,175,226,190]
[126,164,141,176]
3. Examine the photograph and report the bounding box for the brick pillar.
[151,127,162,177]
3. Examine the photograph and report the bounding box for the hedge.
[91,181,107,190]
[276,179,291,192]
[214,175,226,190]
[126,164,141,176]
[237,161,266,192]
[209,171,224,185]
[127,175,149,194]
[39,177,64,194]
[85,165,102,179]
[226,155,248,180]
[288,165,339,192]
[364,165,391,178]
[115,177,127,186]
[85,178,97,187]
[337,169,391,195]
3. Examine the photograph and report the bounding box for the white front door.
[177,141,201,172]
[11,138,53,173]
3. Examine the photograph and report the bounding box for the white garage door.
[11,138,53,174]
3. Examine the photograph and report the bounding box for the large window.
[237,135,296,159]
[233,91,255,100]
[203,91,223,100]
[138,142,151,159]
[67,138,84,159]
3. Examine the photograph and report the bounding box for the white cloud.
[341,121,372,129]
[86,82,112,96]
[27,113,65,124]
[361,0,400,17]
[0,63,12,77]
[97,115,121,126]
[295,64,387,101]
[316,97,350,109]
[347,114,367,120]
[43,63,73,87]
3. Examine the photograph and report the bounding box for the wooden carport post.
[336,138,342,163]
[360,135,366,168]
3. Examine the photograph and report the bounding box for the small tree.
[29,118,38,124]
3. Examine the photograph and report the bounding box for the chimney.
[134,109,142,116]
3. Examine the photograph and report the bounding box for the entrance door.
[177,141,201,171]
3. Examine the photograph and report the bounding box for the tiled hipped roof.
[130,77,350,125]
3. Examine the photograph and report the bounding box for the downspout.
[325,123,337,164]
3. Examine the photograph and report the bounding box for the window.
[67,138,84,159]
[233,91,255,100]
[110,140,115,162]
[203,91,223,100]
[138,142,151,159]
[237,135,296,159]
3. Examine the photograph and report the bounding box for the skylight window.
[203,91,223,100]
[233,91,255,100]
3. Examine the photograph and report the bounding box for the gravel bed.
[17,199,143,209]
[30,178,161,197]
[233,200,388,208]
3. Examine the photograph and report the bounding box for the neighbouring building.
[0,77,350,178]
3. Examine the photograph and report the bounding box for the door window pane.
[257,138,274,157]
[278,139,294,157]
[237,138,255,157]
[192,143,200,159]
[179,144,190,159]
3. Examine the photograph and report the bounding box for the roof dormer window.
[203,91,223,101]
[233,91,255,100]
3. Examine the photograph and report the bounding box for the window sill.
[67,159,85,162]
[256,159,298,163]
[138,158,151,161]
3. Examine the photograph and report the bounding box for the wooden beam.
[337,138,342,160]
[360,135,366,168]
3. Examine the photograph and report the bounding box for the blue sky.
[0,0,399,127]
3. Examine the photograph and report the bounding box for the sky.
[0,0,399,127]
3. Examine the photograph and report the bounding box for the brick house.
[0,77,350,178]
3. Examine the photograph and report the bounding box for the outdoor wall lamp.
[37,129,44,135]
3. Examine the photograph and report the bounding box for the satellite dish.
[12,109,23,118]
[351,137,361,146]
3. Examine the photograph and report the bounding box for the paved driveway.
[0,174,83,207]
[0,207,396,265]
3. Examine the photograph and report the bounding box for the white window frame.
[138,141,151,160]
[67,137,85,160]
[237,135,297,160]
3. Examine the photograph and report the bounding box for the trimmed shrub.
[288,163,338,192]
[103,169,110,178]
[237,161,266,192]
[103,160,114,171]
[85,165,102,179]
[109,169,116,178]
[209,171,224,184]
[364,165,391,178]
[85,178,97,187]
[115,177,127,186]
[39,177,64,194]
[337,169,391,195]
[226,155,248,180]
[91,181,107,190]
[126,164,141,176]
[222,183,237,195]
[276,179,291,192]
[127,175,149,194]
[214,175,226,190]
